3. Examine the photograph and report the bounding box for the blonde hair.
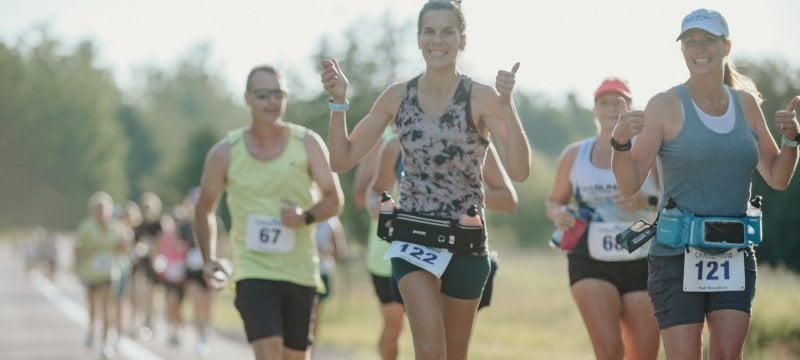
[123,201,143,227]
[139,191,163,222]
[88,191,112,209]
[724,61,763,104]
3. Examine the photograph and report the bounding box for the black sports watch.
[647,196,659,207]
[304,211,315,225]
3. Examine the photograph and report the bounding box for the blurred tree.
[0,33,128,229]
[492,91,595,247]
[739,57,800,272]
[516,92,594,159]
[133,42,245,205]
[169,125,233,230]
[171,126,218,195]
[288,14,415,245]
[487,150,558,248]
[118,103,159,201]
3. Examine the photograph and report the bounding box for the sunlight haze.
[1,0,798,107]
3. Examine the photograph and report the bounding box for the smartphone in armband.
[616,219,656,253]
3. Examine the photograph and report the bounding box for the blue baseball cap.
[677,9,729,41]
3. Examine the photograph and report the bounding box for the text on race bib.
[246,215,295,254]
[683,248,745,292]
[384,241,453,278]
[588,222,649,261]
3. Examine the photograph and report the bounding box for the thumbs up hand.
[320,58,348,102]
[496,62,520,104]
[775,95,799,139]
[611,97,645,145]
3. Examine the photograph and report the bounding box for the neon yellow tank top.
[366,219,392,276]
[366,128,398,277]
[226,125,320,287]
[75,217,123,283]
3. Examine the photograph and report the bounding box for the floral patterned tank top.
[395,74,489,219]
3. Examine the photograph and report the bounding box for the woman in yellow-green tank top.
[74,191,124,357]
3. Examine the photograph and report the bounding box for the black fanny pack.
[378,210,486,255]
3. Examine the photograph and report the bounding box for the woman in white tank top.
[546,77,661,360]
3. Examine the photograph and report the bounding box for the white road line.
[29,272,163,360]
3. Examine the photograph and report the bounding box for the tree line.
[1,20,799,271]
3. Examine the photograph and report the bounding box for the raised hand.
[775,95,800,139]
[496,62,520,104]
[320,58,348,102]
[611,97,645,144]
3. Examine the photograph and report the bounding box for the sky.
[1,0,799,108]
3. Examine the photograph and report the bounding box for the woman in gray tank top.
[610,8,800,360]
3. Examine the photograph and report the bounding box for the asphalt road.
[0,236,354,360]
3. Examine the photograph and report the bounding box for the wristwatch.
[304,211,315,225]
[327,99,349,112]
[647,196,659,207]
[781,134,800,148]
[610,137,632,151]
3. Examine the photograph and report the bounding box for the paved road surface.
[0,236,354,360]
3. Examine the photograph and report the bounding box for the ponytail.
[724,62,763,104]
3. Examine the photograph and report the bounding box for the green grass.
[745,264,800,359]
[209,245,800,359]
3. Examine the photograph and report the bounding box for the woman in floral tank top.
[321,1,531,358]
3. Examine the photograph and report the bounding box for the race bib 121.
[683,248,745,292]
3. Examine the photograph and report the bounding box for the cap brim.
[595,90,632,101]
[676,26,725,41]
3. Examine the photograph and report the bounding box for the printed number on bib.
[384,241,453,278]
[588,222,648,261]
[683,248,745,292]
[185,248,204,271]
[246,215,295,253]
